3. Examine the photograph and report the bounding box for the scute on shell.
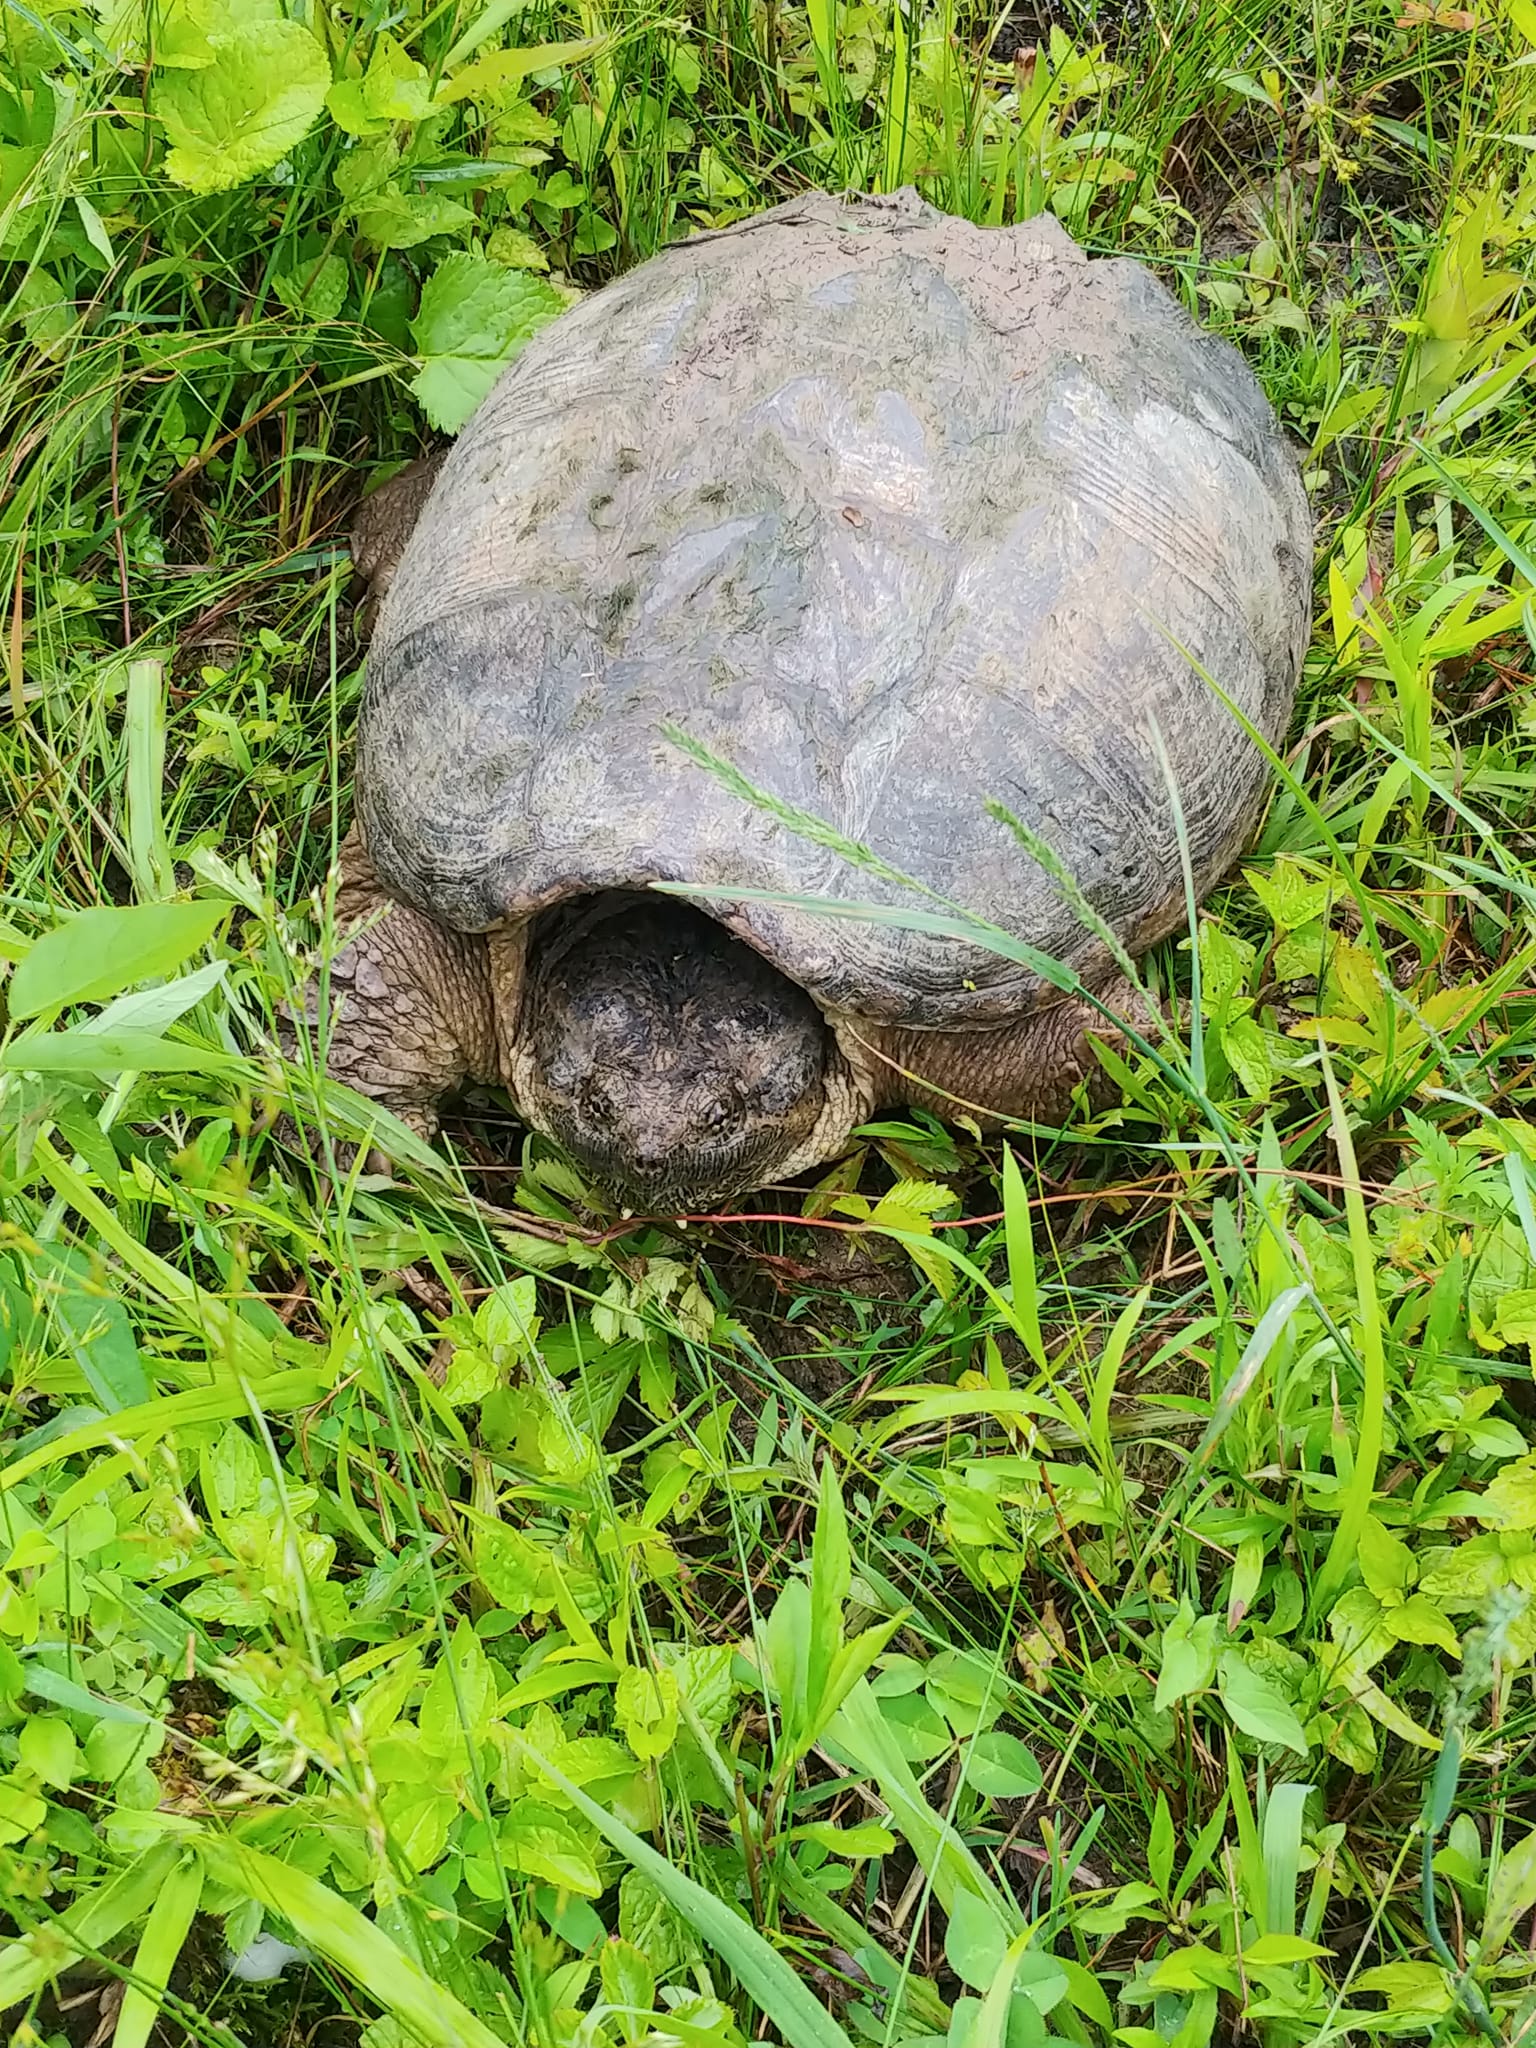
[358,187,1311,1028]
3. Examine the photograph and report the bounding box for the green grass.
[4,0,1536,2044]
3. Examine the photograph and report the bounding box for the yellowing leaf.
[1244,1934,1331,1966]
[1357,1515,1413,1599]
[327,32,434,134]
[107,0,283,69]
[614,1666,679,1762]
[1327,522,1371,657]
[1385,1594,1462,1658]
[436,37,608,104]
[1353,1960,1451,2015]
[1329,939,1384,1020]
[1290,1016,1377,1048]
[838,1178,960,1298]
[1243,858,1334,933]
[1476,1451,1536,1530]
[486,225,550,270]
[1418,983,1484,1032]
[1352,1677,1440,1750]
[868,1178,957,1224]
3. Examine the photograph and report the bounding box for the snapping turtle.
[317,188,1310,1212]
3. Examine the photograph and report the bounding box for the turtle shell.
[358,188,1311,1027]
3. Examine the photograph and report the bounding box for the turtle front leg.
[863,976,1155,1130]
[283,830,499,1146]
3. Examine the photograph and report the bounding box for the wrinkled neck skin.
[502,895,873,1216]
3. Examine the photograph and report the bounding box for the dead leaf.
[1397,3,1479,26]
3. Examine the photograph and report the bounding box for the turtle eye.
[699,1099,735,1138]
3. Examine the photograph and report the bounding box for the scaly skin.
[301,834,1143,1195]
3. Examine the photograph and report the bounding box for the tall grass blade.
[123,657,174,903]
[1310,1046,1387,1616]
[1260,1784,1313,1940]
[0,1844,182,2007]
[196,1838,514,2048]
[112,1853,204,2048]
[1001,1147,1046,1370]
[521,1746,858,2048]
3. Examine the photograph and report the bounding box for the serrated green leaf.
[409,251,564,431]
[486,225,550,270]
[1352,1960,1452,2014]
[1477,1449,1536,1528]
[142,0,283,70]
[363,33,434,121]
[1483,1828,1536,1958]
[1220,1013,1274,1099]
[599,1937,654,2020]
[271,253,349,321]
[1197,922,1255,1016]
[158,20,330,193]
[359,188,478,252]
[1243,859,1334,933]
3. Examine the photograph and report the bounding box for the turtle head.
[520,896,831,1214]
